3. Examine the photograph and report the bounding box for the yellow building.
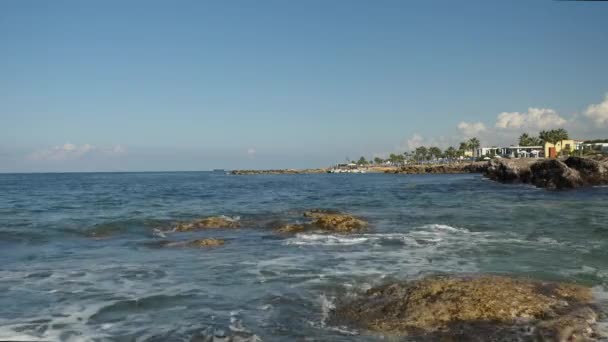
[544,140,575,158]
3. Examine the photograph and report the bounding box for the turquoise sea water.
[1,172,608,341]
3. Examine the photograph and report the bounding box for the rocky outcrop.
[275,209,368,234]
[174,216,240,232]
[485,157,608,190]
[230,168,327,175]
[332,275,599,340]
[529,159,583,189]
[386,162,488,175]
[485,158,534,183]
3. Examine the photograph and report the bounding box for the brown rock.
[156,238,225,248]
[310,213,367,233]
[275,223,309,234]
[174,216,240,232]
[184,238,225,247]
[530,159,583,189]
[332,275,597,339]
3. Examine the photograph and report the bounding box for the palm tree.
[428,146,442,160]
[468,137,480,157]
[415,146,428,162]
[445,146,456,159]
[373,157,384,165]
[458,142,469,156]
[539,129,569,144]
[519,133,530,146]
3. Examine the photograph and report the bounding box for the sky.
[1,0,608,172]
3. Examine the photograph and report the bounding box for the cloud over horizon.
[584,93,608,126]
[27,143,127,161]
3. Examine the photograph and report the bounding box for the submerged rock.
[332,275,598,340]
[275,223,309,234]
[184,238,225,247]
[174,216,240,232]
[276,209,368,234]
[156,238,225,248]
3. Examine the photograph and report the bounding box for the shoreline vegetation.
[230,156,608,190]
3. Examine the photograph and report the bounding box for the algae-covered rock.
[156,238,225,248]
[174,216,240,232]
[332,275,598,340]
[275,223,309,234]
[184,238,225,247]
[309,213,367,233]
[275,209,368,235]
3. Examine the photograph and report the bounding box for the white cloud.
[495,108,566,130]
[584,93,608,126]
[406,134,424,150]
[27,143,126,161]
[457,121,487,137]
[247,147,256,158]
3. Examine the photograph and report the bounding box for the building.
[500,146,544,158]
[475,147,500,158]
[476,146,543,158]
[581,141,608,153]
[544,140,576,158]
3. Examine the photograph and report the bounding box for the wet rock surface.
[146,238,226,249]
[332,275,599,340]
[275,209,368,234]
[485,157,608,189]
[174,216,240,232]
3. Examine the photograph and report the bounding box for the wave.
[284,224,472,247]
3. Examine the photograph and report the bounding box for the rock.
[332,275,598,339]
[565,156,608,186]
[309,213,367,233]
[276,209,368,234]
[485,159,533,183]
[156,238,225,248]
[275,223,309,234]
[485,157,608,190]
[184,238,225,247]
[386,162,488,175]
[529,159,583,190]
[174,216,240,232]
[303,209,343,218]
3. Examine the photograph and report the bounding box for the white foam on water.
[592,285,608,339]
[318,294,336,328]
[285,234,371,246]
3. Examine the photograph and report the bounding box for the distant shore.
[229,162,488,175]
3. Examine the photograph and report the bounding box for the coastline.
[229,162,489,175]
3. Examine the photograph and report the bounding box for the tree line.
[518,128,569,146]
[355,128,572,165]
[356,137,481,165]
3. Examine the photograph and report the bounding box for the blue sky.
[1,0,608,171]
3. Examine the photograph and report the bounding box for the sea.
[1,172,608,341]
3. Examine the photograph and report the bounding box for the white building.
[476,145,544,158]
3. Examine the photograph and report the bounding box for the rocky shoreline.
[385,162,488,174]
[485,156,608,190]
[332,275,600,340]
